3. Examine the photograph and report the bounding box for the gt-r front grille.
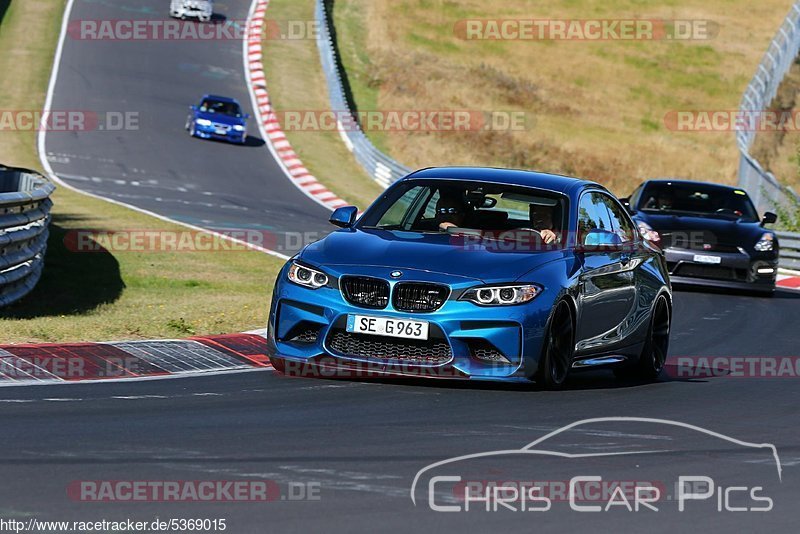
[392,283,449,313]
[326,330,452,365]
[674,264,747,281]
[341,276,390,309]
[661,234,742,254]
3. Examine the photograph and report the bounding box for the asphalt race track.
[43,0,331,254]
[23,0,800,531]
[2,288,800,532]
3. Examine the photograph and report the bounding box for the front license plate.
[215,128,227,135]
[693,254,722,264]
[346,315,429,340]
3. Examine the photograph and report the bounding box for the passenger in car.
[529,203,560,244]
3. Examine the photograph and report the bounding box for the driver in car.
[529,203,559,244]
[436,190,467,231]
[645,190,674,211]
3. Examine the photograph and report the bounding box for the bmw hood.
[195,111,244,127]
[639,212,764,247]
[299,228,567,283]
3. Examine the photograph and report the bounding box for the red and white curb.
[777,270,800,289]
[245,0,350,212]
[0,334,271,386]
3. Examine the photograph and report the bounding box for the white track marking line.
[0,367,272,389]
[38,0,289,261]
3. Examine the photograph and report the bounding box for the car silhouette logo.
[390,270,403,278]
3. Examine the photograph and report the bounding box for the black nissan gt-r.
[623,180,779,294]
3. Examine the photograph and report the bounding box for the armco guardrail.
[315,0,410,188]
[778,231,800,271]
[0,165,54,307]
[737,2,800,214]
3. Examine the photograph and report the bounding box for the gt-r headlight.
[754,233,775,252]
[637,221,661,245]
[287,262,329,289]
[233,125,246,131]
[460,284,541,306]
[195,118,212,127]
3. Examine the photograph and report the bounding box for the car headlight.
[754,233,775,252]
[460,284,541,306]
[637,221,661,245]
[233,125,245,131]
[195,118,212,127]
[287,262,329,289]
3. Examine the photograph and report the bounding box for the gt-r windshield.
[359,179,568,247]
[638,182,759,222]
[200,99,243,118]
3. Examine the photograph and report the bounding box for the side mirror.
[244,113,250,119]
[762,211,777,225]
[190,105,198,111]
[619,196,634,213]
[577,229,624,252]
[329,206,358,228]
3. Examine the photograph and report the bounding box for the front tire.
[535,300,574,390]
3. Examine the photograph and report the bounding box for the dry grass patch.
[335,0,791,196]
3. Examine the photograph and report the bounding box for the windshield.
[637,182,759,222]
[200,99,243,118]
[359,179,569,247]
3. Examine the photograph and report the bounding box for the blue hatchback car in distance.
[267,167,673,388]
[186,95,249,144]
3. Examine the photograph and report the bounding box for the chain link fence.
[737,2,800,215]
[315,0,410,188]
[0,166,54,307]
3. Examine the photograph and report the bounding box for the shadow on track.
[673,283,800,300]
[195,135,266,148]
[0,214,125,318]
[270,368,706,393]
[241,135,266,148]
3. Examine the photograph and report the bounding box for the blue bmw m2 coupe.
[267,167,672,388]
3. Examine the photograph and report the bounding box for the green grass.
[0,186,285,343]
[0,0,285,343]
[0,0,64,170]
